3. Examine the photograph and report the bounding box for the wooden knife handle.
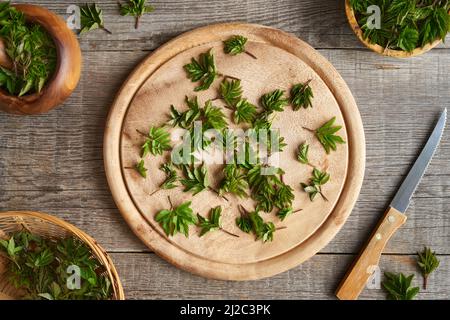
[335,206,407,300]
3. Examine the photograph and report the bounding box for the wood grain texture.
[110,252,450,300]
[10,0,450,51]
[0,0,449,298]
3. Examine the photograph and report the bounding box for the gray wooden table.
[1,0,449,300]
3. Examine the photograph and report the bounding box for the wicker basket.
[345,0,444,58]
[0,211,125,300]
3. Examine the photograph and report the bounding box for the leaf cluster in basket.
[131,36,346,243]
[0,2,57,96]
[0,231,112,300]
[350,0,450,52]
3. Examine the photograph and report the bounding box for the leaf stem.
[208,186,229,202]
[135,15,140,30]
[167,195,173,210]
[244,51,257,59]
[136,129,148,137]
[319,191,329,202]
[220,227,239,238]
[100,25,112,34]
[149,189,161,196]
[423,275,428,290]
[218,73,240,81]
[302,126,315,134]
[276,226,287,231]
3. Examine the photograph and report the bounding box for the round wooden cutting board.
[104,23,365,280]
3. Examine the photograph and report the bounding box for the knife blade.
[336,109,446,300]
[391,108,447,213]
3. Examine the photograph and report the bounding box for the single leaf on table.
[261,89,289,113]
[315,117,345,154]
[220,79,242,107]
[169,96,201,129]
[223,35,257,59]
[247,165,294,213]
[291,81,314,110]
[252,113,273,131]
[184,49,218,91]
[197,209,220,237]
[155,201,198,237]
[297,143,310,165]
[80,3,111,34]
[180,164,209,195]
[417,247,440,289]
[301,168,330,201]
[277,207,293,221]
[219,164,249,198]
[249,211,276,243]
[141,126,171,157]
[236,215,252,233]
[234,99,257,124]
[159,162,178,189]
[135,159,147,178]
[382,272,420,300]
[119,0,155,29]
[273,183,294,210]
[202,100,228,130]
[311,168,330,185]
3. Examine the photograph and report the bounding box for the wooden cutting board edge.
[103,23,366,281]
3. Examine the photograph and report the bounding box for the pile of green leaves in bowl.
[0,231,112,300]
[0,1,56,96]
[350,0,450,52]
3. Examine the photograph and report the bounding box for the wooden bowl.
[0,211,125,300]
[0,4,81,115]
[345,0,444,58]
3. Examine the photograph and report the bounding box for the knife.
[336,108,447,300]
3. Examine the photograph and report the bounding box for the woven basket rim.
[0,211,125,300]
[345,0,443,58]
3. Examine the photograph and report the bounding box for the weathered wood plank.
[0,189,448,254]
[12,0,450,51]
[110,252,450,299]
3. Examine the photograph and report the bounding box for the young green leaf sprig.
[303,117,346,154]
[301,168,330,201]
[218,79,257,125]
[127,126,171,178]
[291,80,314,110]
[184,49,239,91]
[80,3,112,34]
[155,197,198,237]
[236,206,287,243]
[197,206,239,237]
[382,272,419,300]
[417,246,440,289]
[180,163,229,201]
[223,35,257,59]
[119,0,155,29]
[247,165,294,213]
